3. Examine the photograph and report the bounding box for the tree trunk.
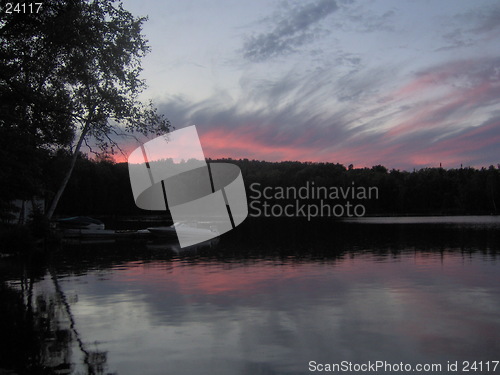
[45,123,90,220]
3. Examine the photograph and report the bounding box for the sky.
[119,0,500,170]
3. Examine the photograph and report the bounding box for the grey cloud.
[438,3,500,51]
[462,4,500,34]
[334,52,362,68]
[155,55,499,169]
[242,0,338,62]
[156,61,396,154]
[335,67,384,102]
[416,57,500,123]
[337,6,395,33]
[441,115,500,167]
[384,114,500,169]
[435,29,475,52]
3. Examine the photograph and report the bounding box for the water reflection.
[342,215,500,226]
[0,259,116,375]
[1,218,499,374]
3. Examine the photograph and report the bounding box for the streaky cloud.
[151,54,500,170]
[437,3,500,51]
[242,0,338,62]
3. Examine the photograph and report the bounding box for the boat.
[61,228,151,239]
[56,216,105,230]
[57,218,219,244]
[147,222,219,240]
[57,216,152,240]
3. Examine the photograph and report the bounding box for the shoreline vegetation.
[1,154,499,254]
[45,156,500,216]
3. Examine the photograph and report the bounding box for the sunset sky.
[120,0,500,170]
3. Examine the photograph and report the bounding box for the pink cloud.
[112,58,500,170]
[199,126,339,162]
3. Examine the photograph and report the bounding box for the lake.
[1,216,499,374]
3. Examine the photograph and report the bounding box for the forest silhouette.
[47,154,500,218]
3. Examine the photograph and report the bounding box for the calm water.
[1,216,500,374]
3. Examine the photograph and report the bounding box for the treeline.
[48,155,499,217]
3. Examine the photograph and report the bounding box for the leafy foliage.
[0,0,171,218]
[0,0,169,151]
[53,157,500,217]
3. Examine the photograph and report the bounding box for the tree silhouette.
[0,0,171,219]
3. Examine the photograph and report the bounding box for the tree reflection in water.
[0,259,116,375]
